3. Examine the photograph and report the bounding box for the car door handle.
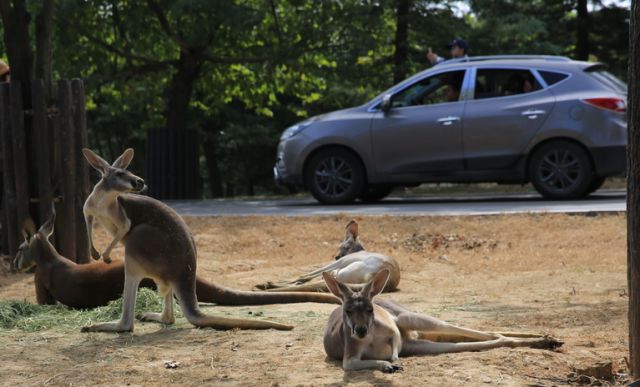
[521,109,546,119]
[436,116,460,126]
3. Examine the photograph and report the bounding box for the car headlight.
[280,121,312,140]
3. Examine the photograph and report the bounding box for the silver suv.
[274,56,627,204]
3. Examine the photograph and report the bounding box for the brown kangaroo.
[80,148,301,332]
[322,269,562,373]
[13,211,339,309]
[255,220,400,293]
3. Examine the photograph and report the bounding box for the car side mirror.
[380,94,392,112]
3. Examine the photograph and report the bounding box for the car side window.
[392,70,465,108]
[474,69,542,100]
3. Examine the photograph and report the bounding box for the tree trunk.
[165,51,202,130]
[628,0,640,378]
[0,0,33,81]
[35,0,55,98]
[203,131,224,198]
[575,0,590,60]
[393,0,410,84]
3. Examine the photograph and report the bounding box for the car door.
[462,67,556,170]
[370,69,467,176]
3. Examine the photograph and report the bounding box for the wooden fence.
[0,79,90,265]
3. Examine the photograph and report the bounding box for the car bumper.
[591,145,626,176]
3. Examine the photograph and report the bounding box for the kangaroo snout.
[134,179,145,191]
[354,326,368,338]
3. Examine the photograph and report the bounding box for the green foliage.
[11,0,626,197]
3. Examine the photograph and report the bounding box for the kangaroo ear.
[112,148,134,169]
[345,220,359,240]
[362,269,390,299]
[22,218,36,241]
[38,210,56,239]
[82,148,110,174]
[322,272,352,301]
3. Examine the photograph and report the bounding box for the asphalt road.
[167,189,626,217]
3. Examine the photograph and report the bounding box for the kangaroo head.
[334,220,365,260]
[14,211,56,272]
[82,148,145,194]
[323,269,390,339]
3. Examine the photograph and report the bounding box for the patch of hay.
[0,288,171,332]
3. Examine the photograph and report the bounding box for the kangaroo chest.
[359,314,401,360]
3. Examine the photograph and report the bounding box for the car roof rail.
[442,55,573,64]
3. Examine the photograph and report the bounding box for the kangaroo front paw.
[382,363,403,373]
[90,247,101,260]
[102,255,112,264]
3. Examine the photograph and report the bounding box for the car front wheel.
[305,148,365,204]
[529,141,594,199]
[359,185,394,202]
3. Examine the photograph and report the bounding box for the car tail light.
[582,97,626,113]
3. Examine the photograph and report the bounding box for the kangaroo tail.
[176,279,293,330]
[254,259,352,290]
[196,276,339,305]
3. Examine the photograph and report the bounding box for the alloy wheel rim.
[538,149,582,192]
[314,157,353,198]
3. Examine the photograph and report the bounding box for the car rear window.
[585,67,627,94]
[538,70,569,86]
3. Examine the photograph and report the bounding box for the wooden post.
[0,83,19,260]
[31,80,53,225]
[628,0,640,378]
[72,79,90,263]
[56,80,76,259]
[9,82,32,233]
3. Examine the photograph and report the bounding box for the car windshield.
[586,68,627,94]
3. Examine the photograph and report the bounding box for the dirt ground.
[0,213,629,386]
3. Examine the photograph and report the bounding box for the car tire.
[359,185,394,203]
[305,148,366,204]
[587,176,606,194]
[529,141,594,199]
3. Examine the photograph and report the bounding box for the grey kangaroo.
[256,220,400,293]
[322,269,562,372]
[81,148,293,332]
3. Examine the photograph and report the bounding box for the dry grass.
[0,213,628,386]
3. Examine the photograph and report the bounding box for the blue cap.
[446,38,468,52]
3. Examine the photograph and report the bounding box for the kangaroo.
[322,269,562,373]
[13,210,339,308]
[80,148,295,332]
[255,220,400,293]
[83,148,143,264]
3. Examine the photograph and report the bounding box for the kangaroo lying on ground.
[255,220,400,293]
[80,148,296,332]
[13,211,339,308]
[322,269,562,373]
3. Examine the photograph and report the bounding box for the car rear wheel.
[359,185,394,202]
[529,141,594,199]
[305,148,365,204]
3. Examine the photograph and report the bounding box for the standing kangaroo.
[13,210,339,308]
[322,269,562,373]
[255,220,400,293]
[81,148,293,332]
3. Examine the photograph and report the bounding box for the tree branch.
[146,0,190,52]
[58,17,167,66]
